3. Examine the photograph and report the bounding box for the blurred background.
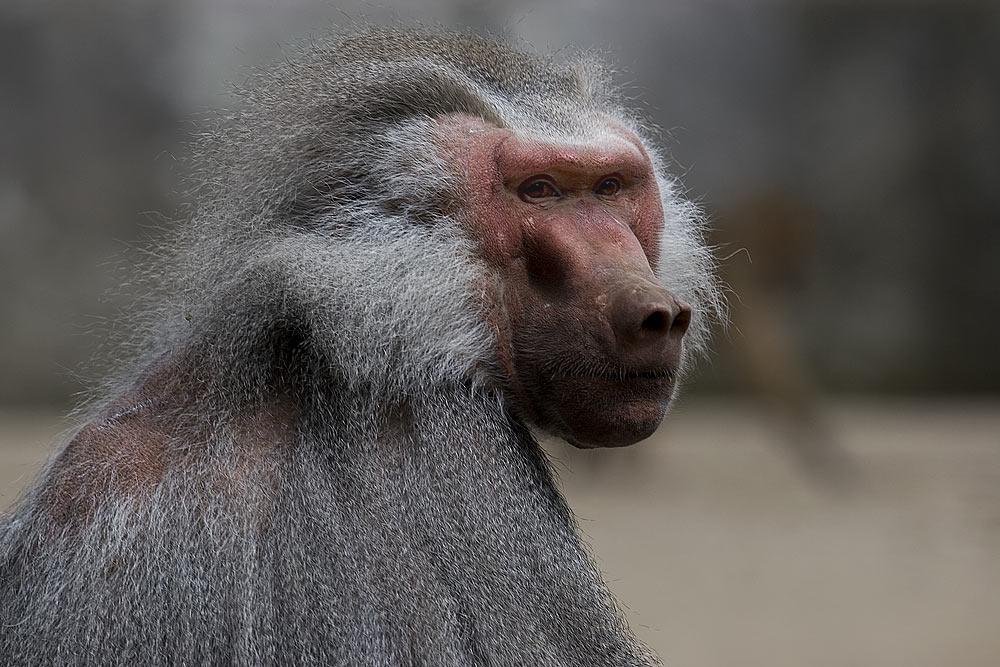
[1,1,998,665]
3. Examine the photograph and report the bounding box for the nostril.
[641,310,668,332]
[640,300,692,338]
[673,304,692,336]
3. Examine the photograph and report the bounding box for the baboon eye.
[594,176,622,198]
[519,177,561,202]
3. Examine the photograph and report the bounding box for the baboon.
[716,195,855,487]
[0,29,720,666]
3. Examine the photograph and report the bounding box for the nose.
[608,282,691,352]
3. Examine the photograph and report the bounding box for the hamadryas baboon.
[0,28,720,666]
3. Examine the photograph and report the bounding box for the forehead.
[497,126,648,177]
[513,113,643,150]
[433,113,653,176]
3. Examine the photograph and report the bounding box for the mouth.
[620,367,677,381]
[553,365,680,415]
[562,366,679,382]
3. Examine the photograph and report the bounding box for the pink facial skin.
[438,114,692,448]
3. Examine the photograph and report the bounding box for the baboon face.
[438,114,692,448]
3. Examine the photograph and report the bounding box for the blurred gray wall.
[2,0,998,406]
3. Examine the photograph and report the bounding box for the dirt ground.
[1,399,998,667]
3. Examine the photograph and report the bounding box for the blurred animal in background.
[0,28,720,666]
[716,193,856,487]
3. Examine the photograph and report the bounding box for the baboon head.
[438,114,695,447]
[183,29,720,450]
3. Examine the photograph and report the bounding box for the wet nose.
[608,282,691,350]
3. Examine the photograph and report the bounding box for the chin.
[549,385,677,449]
[519,363,682,448]
[563,411,667,449]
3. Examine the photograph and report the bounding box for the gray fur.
[0,28,719,666]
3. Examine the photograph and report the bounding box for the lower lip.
[566,370,676,382]
[560,372,677,399]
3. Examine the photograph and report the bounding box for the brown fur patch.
[38,357,301,530]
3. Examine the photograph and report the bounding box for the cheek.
[463,195,525,272]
